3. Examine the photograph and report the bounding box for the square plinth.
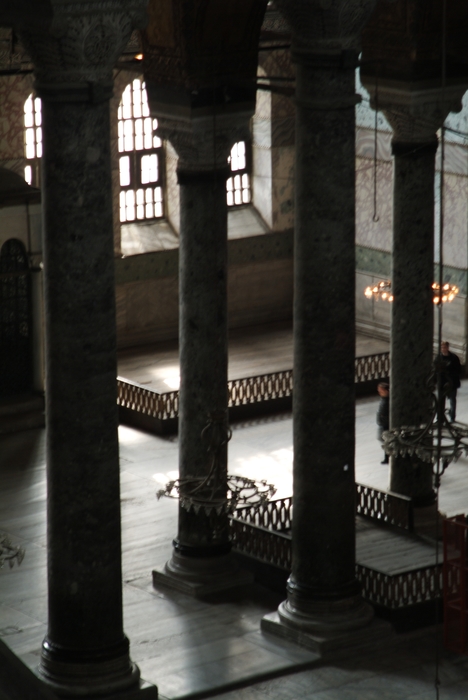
[261,611,394,658]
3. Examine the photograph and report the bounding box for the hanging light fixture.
[156,410,276,515]
[431,281,459,304]
[364,279,393,302]
[382,359,468,477]
[364,279,458,304]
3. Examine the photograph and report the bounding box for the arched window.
[24,94,42,187]
[227,141,251,206]
[118,78,164,223]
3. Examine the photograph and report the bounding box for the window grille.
[118,79,164,223]
[227,141,251,207]
[24,94,42,187]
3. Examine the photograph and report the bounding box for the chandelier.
[0,534,24,569]
[364,279,393,302]
[382,358,468,484]
[364,279,459,303]
[157,410,276,515]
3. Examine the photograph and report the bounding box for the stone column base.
[152,551,254,597]
[413,503,446,540]
[37,657,153,699]
[278,594,374,635]
[262,610,394,657]
[86,680,158,700]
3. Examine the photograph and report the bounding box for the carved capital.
[274,0,378,56]
[364,81,467,143]
[19,0,147,98]
[154,111,251,174]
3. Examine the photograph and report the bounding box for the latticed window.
[24,94,42,187]
[118,78,164,223]
[227,141,251,207]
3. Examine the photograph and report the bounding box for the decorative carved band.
[153,112,251,171]
[19,0,147,98]
[274,0,377,53]
[391,140,439,158]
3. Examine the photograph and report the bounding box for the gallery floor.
[2,330,468,699]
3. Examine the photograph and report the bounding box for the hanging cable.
[434,2,448,698]
[372,68,380,222]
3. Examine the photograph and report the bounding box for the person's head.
[441,341,450,356]
[377,382,389,397]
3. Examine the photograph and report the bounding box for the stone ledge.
[152,565,254,598]
[261,611,394,658]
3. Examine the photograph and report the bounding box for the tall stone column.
[364,85,465,504]
[19,3,156,698]
[151,113,254,595]
[262,0,377,647]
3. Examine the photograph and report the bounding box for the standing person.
[441,341,462,421]
[376,382,390,465]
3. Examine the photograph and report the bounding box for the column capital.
[155,111,252,174]
[19,0,147,101]
[363,80,467,144]
[274,0,377,59]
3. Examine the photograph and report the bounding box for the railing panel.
[230,519,292,571]
[234,497,293,532]
[355,483,413,531]
[230,516,442,609]
[443,515,468,656]
[117,351,390,421]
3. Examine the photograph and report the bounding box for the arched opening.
[0,239,33,395]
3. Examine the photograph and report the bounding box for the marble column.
[262,0,377,646]
[390,135,436,505]
[19,3,156,698]
[151,112,254,595]
[369,86,465,504]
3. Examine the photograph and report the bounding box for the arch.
[227,140,251,206]
[118,78,164,222]
[0,239,33,395]
[24,93,42,187]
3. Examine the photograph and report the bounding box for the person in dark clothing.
[376,382,390,464]
[441,341,462,422]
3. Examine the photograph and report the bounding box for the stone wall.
[0,73,34,176]
[115,231,293,348]
[355,77,468,357]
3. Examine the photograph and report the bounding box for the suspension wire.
[372,68,380,222]
[434,2,447,698]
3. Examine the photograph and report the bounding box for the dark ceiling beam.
[361,0,468,83]
[0,0,52,32]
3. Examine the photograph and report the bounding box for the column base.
[277,593,374,635]
[78,680,158,700]
[413,502,446,539]
[261,610,393,657]
[152,550,254,597]
[38,638,142,698]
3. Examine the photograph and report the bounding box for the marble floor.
[118,323,390,391]
[2,382,468,699]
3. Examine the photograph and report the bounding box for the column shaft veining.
[291,58,358,600]
[41,97,127,654]
[18,2,156,696]
[150,107,254,594]
[390,140,437,502]
[142,0,267,595]
[262,0,377,642]
[176,167,230,556]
